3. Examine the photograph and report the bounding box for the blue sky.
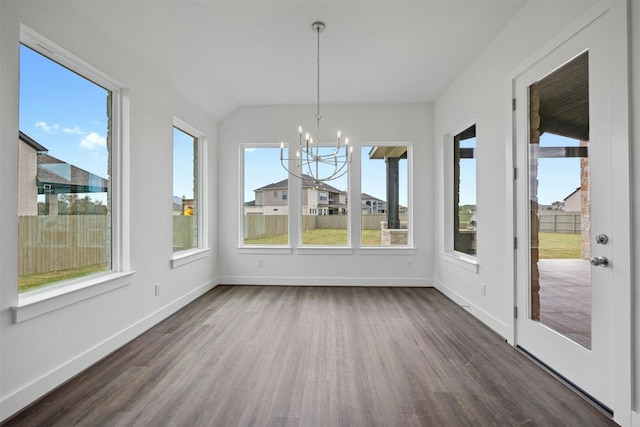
[21,43,579,209]
[243,145,408,207]
[20,44,109,184]
[536,133,581,205]
[173,127,196,200]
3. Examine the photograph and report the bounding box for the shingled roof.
[255,174,345,194]
[37,154,109,194]
[19,130,109,194]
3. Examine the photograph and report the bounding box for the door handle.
[590,256,609,267]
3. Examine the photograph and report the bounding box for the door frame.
[505,2,631,424]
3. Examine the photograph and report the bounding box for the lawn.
[17,232,578,292]
[19,263,108,293]
[538,232,582,259]
[245,229,582,259]
[245,229,382,246]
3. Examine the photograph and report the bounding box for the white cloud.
[245,148,257,152]
[62,126,86,135]
[80,132,107,150]
[35,121,59,133]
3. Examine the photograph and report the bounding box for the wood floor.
[3,286,614,427]
[539,259,591,348]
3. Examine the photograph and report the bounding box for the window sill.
[12,271,135,323]
[171,248,211,269]
[359,247,416,255]
[296,247,354,255]
[237,246,293,255]
[442,251,479,273]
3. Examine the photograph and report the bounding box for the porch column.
[386,157,400,230]
[45,192,58,216]
[530,84,541,321]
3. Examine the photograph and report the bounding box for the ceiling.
[66,1,527,121]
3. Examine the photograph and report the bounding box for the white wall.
[631,0,640,422]
[218,104,433,286]
[434,0,638,424]
[0,2,218,420]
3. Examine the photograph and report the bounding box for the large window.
[242,146,289,245]
[172,124,200,253]
[361,145,409,246]
[300,146,349,246]
[18,40,115,293]
[453,124,477,255]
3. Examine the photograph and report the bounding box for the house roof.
[564,187,581,201]
[534,51,589,141]
[19,131,48,153]
[361,193,384,203]
[368,146,407,160]
[255,175,345,194]
[37,154,109,194]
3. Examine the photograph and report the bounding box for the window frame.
[443,119,478,272]
[13,25,132,322]
[358,141,414,250]
[238,143,292,251]
[171,118,209,268]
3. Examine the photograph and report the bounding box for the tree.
[58,194,107,215]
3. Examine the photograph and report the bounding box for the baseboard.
[434,279,509,339]
[0,279,217,422]
[216,276,433,287]
[632,410,640,427]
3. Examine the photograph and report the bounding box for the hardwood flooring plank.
[2,286,615,427]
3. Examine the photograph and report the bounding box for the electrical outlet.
[480,283,486,297]
[407,260,413,269]
[155,283,161,296]
[257,258,263,267]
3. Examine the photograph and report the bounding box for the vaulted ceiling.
[66,1,527,120]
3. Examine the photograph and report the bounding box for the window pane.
[301,146,349,246]
[361,145,409,246]
[243,147,288,245]
[18,44,111,293]
[173,127,198,252]
[454,125,476,255]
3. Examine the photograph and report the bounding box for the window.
[18,38,119,294]
[300,145,349,246]
[242,146,288,245]
[172,123,201,253]
[453,124,477,256]
[361,145,409,246]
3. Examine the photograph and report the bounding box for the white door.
[514,15,614,410]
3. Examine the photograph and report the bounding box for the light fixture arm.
[280,21,352,187]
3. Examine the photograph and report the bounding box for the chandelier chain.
[279,21,352,186]
[316,26,321,123]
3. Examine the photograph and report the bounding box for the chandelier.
[280,21,352,186]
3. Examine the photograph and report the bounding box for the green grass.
[19,263,108,294]
[245,229,382,246]
[245,229,582,258]
[538,232,582,259]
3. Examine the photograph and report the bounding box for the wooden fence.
[244,214,409,240]
[538,211,582,233]
[19,215,109,275]
[173,215,197,252]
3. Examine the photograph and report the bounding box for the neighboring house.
[18,131,109,216]
[18,131,46,216]
[248,174,347,215]
[564,187,581,212]
[361,193,386,214]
